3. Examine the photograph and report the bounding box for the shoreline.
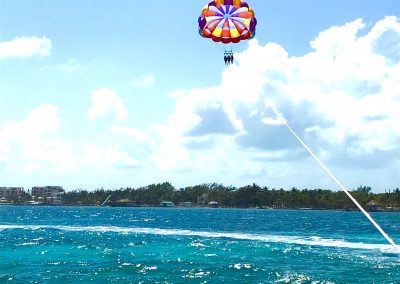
[1,203,400,213]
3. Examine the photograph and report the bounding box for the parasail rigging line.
[269,105,400,255]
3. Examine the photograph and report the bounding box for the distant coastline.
[2,183,399,212]
[1,203,399,213]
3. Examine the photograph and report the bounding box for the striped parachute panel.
[198,0,257,44]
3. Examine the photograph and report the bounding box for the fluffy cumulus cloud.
[150,16,400,190]
[0,103,148,180]
[0,103,76,173]
[0,103,59,150]
[87,88,128,120]
[0,36,52,59]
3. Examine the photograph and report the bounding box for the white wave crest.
[0,224,394,253]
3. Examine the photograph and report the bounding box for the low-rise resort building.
[31,186,65,205]
[0,186,65,205]
[0,187,24,199]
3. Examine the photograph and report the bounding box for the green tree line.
[62,183,400,209]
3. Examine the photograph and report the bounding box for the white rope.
[269,106,400,255]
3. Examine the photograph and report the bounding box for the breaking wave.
[0,224,394,253]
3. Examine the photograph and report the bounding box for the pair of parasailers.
[224,52,234,65]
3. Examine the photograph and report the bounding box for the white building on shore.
[0,187,24,199]
[31,186,64,205]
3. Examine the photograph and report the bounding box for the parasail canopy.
[198,0,257,44]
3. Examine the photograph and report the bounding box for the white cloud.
[109,150,141,168]
[0,36,51,59]
[310,18,365,56]
[87,88,128,120]
[150,16,400,190]
[21,138,77,173]
[0,103,78,173]
[0,103,59,149]
[0,103,142,176]
[110,125,151,143]
[80,144,141,169]
[167,89,186,98]
[131,74,155,88]
[109,125,154,167]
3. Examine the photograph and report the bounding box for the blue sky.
[0,0,399,192]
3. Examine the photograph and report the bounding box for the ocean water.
[0,207,399,283]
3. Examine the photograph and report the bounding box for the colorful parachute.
[198,0,257,44]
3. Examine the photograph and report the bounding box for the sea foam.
[0,224,394,253]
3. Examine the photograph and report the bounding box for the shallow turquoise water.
[0,206,399,283]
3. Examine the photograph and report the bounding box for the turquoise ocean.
[0,206,400,283]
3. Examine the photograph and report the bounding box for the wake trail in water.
[0,224,394,253]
